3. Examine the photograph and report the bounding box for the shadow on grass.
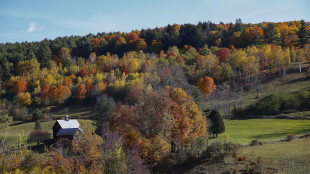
[286,76,310,84]
[29,139,54,153]
[10,121,31,126]
[250,126,310,139]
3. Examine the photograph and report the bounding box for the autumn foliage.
[197,76,216,97]
[111,88,208,162]
[15,92,31,106]
[77,84,87,101]
[217,48,231,63]
[80,68,88,78]
[13,78,27,94]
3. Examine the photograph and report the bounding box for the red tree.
[80,68,88,78]
[217,48,231,63]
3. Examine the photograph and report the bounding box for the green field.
[211,119,310,144]
[3,118,310,146]
[0,119,94,145]
[239,138,310,173]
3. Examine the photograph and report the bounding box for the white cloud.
[27,22,43,33]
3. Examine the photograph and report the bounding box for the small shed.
[52,115,81,141]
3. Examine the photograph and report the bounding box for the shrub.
[204,142,224,158]
[298,91,310,109]
[286,134,294,141]
[190,136,207,157]
[32,96,41,106]
[255,94,281,115]
[27,130,51,146]
[32,109,43,121]
[250,139,259,146]
[257,156,263,163]
[238,156,246,161]
[231,152,238,159]
[281,94,301,110]
[20,152,41,171]
[223,142,239,155]
[11,106,28,121]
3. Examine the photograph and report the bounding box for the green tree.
[0,114,12,130]
[0,55,11,81]
[93,95,116,135]
[264,23,281,45]
[60,47,72,68]
[180,24,205,48]
[37,44,52,68]
[208,110,225,138]
[298,20,309,47]
[32,109,43,121]
[34,121,42,130]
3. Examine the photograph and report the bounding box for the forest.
[0,19,310,173]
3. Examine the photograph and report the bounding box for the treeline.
[0,19,309,76]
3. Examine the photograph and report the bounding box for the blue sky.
[0,0,309,43]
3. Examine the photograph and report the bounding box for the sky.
[0,0,309,43]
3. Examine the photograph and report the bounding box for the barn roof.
[56,128,79,136]
[56,119,80,129]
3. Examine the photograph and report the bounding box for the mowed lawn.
[239,138,310,173]
[1,119,94,145]
[212,119,310,144]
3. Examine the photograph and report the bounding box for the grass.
[3,118,310,146]
[204,62,310,115]
[275,110,310,119]
[27,105,95,120]
[211,119,310,144]
[239,138,310,173]
[0,119,94,145]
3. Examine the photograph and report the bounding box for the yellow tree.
[282,47,291,76]
[229,49,246,78]
[43,74,54,85]
[15,92,31,106]
[297,49,306,73]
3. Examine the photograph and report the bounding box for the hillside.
[0,18,310,173]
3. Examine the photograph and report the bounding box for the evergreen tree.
[298,20,309,48]
[264,23,281,45]
[234,18,244,33]
[93,95,116,135]
[180,24,205,48]
[208,110,225,138]
[34,121,42,130]
[37,44,52,68]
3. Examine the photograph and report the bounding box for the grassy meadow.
[239,138,310,173]
[210,119,310,144]
[1,119,94,145]
[3,118,310,146]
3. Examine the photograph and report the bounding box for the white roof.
[56,119,80,129]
